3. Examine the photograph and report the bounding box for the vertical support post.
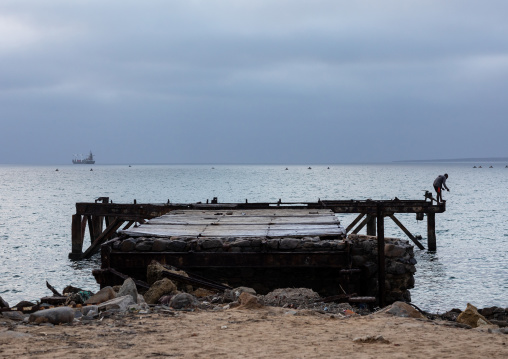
[377,205,386,307]
[367,215,377,236]
[70,214,83,259]
[427,212,437,251]
[91,215,104,244]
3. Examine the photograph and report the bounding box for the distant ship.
[72,151,95,164]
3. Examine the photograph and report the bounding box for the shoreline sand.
[2,302,508,358]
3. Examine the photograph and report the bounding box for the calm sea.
[1,163,507,312]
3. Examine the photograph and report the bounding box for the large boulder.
[29,307,75,325]
[457,303,492,328]
[84,286,116,305]
[146,260,192,292]
[117,278,138,303]
[236,292,264,309]
[144,278,177,304]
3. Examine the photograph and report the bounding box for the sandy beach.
[2,303,507,359]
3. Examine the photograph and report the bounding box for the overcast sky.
[1,1,507,165]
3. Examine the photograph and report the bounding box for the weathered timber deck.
[120,209,344,238]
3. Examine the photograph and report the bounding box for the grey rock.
[29,307,75,325]
[152,239,169,251]
[385,243,407,257]
[120,239,136,252]
[118,277,139,303]
[1,311,25,321]
[201,238,223,250]
[169,293,200,310]
[167,240,187,252]
[137,294,150,310]
[232,239,251,247]
[386,262,406,275]
[97,295,136,312]
[81,305,99,317]
[250,238,262,247]
[267,239,279,249]
[279,238,300,250]
[135,240,153,251]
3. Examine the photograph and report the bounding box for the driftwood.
[40,296,67,305]
[46,281,63,297]
[160,262,232,292]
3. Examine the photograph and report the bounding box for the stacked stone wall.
[108,234,416,304]
[348,234,416,303]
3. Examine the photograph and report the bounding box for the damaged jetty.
[70,196,446,307]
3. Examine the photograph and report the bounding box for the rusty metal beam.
[82,218,124,259]
[388,214,425,250]
[75,199,446,218]
[345,213,365,233]
[107,251,350,269]
[351,215,372,235]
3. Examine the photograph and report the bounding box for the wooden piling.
[376,206,386,307]
[366,215,376,236]
[70,214,83,259]
[427,212,437,251]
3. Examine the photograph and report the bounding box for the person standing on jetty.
[433,174,449,204]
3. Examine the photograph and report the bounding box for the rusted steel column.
[427,212,437,251]
[377,206,386,307]
[366,215,376,236]
[70,214,83,259]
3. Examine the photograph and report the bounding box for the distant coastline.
[394,157,508,163]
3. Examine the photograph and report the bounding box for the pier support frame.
[70,214,84,260]
[427,213,437,251]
